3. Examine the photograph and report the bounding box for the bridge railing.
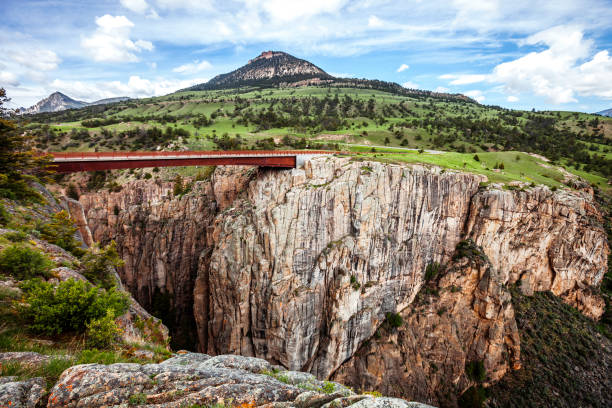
[50,150,335,161]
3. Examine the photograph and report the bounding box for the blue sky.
[2,0,612,112]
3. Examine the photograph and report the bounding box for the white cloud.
[439,73,487,85]
[439,26,612,104]
[255,0,349,22]
[507,95,519,102]
[10,49,61,71]
[464,90,486,102]
[396,63,410,73]
[434,86,450,93]
[368,15,384,28]
[172,60,213,74]
[49,75,208,101]
[0,71,20,87]
[490,25,612,103]
[402,81,419,89]
[121,0,150,14]
[81,15,153,62]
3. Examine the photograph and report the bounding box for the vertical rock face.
[200,158,482,378]
[465,188,607,318]
[75,157,608,404]
[332,244,521,407]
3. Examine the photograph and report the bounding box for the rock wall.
[75,156,608,404]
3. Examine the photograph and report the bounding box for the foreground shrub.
[0,245,53,279]
[86,309,122,349]
[38,210,85,257]
[20,278,129,335]
[81,241,124,289]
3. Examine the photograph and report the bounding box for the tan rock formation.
[74,156,608,404]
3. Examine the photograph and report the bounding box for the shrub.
[465,360,486,382]
[0,245,54,279]
[350,275,361,290]
[20,278,129,335]
[385,312,403,328]
[424,262,441,282]
[80,241,124,289]
[0,202,10,225]
[4,230,28,242]
[453,240,486,262]
[38,210,85,257]
[128,393,147,405]
[458,385,488,408]
[66,184,79,200]
[86,309,122,349]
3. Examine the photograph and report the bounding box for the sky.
[1,0,612,112]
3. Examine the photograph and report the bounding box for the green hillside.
[19,85,612,191]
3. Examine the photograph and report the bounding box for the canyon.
[71,156,608,406]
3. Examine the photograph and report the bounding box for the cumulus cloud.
[396,63,410,73]
[434,86,450,93]
[439,73,487,85]
[491,26,612,103]
[507,95,519,102]
[402,81,419,89]
[10,49,60,71]
[439,26,612,104]
[368,15,384,28]
[172,60,213,74]
[0,71,20,87]
[121,0,149,14]
[81,15,153,62]
[49,75,208,101]
[464,90,485,102]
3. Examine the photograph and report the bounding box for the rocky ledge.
[16,352,435,408]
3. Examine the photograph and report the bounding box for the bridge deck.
[50,150,333,172]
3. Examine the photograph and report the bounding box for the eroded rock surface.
[46,352,422,408]
[332,242,520,407]
[0,376,45,408]
[75,157,608,404]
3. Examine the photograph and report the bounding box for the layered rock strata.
[74,157,608,402]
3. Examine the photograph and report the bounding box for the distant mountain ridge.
[187,51,333,91]
[184,51,475,103]
[596,108,612,117]
[21,92,130,114]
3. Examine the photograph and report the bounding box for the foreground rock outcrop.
[47,352,434,408]
[74,156,608,405]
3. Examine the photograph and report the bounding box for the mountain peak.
[187,51,333,91]
[248,51,289,64]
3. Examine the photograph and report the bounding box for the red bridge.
[50,150,333,173]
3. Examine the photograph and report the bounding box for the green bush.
[20,278,129,335]
[458,385,488,408]
[81,241,124,289]
[86,309,122,349]
[0,202,10,225]
[465,360,486,382]
[385,312,403,328]
[424,262,441,282]
[38,210,85,257]
[4,230,28,242]
[0,245,54,279]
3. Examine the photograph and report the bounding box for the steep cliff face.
[75,157,608,404]
[76,167,253,349]
[332,242,521,407]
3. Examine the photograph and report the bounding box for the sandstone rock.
[47,352,422,408]
[0,352,57,367]
[74,157,607,402]
[332,244,520,407]
[350,398,437,408]
[0,377,45,408]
